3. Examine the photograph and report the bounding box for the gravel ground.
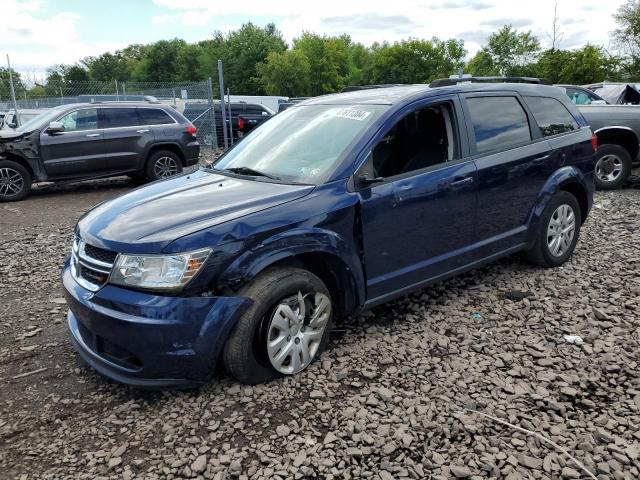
[0,164,639,480]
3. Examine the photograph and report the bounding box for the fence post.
[6,55,19,122]
[60,87,63,105]
[227,88,233,146]
[207,77,219,151]
[115,80,119,101]
[217,60,229,149]
[172,88,176,106]
[122,82,126,100]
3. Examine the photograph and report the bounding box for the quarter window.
[466,97,531,154]
[138,108,175,125]
[524,96,579,137]
[58,108,99,132]
[101,108,139,128]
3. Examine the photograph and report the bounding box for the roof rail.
[429,76,551,88]
[341,84,405,92]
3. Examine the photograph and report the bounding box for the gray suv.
[0,101,200,201]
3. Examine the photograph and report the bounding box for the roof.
[303,82,567,107]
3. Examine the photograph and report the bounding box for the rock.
[560,467,581,478]
[450,465,472,478]
[108,457,121,469]
[518,455,542,469]
[276,425,290,437]
[323,432,338,445]
[309,390,324,399]
[192,455,207,473]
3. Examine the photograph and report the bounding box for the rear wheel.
[594,144,632,190]
[223,267,333,385]
[145,150,183,181]
[525,191,581,268]
[0,160,31,202]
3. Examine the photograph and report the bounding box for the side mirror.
[7,122,17,129]
[47,121,64,134]
[262,111,269,116]
[357,173,384,188]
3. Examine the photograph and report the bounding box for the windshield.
[213,104,388,184]
[16,105,69,133]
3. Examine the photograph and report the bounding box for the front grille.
[71,238,117,292]
[84,243,118,264]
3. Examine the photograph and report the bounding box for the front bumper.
[62,261,250,388]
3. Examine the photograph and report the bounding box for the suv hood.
[78,169,314,253]
[0,129,25,141]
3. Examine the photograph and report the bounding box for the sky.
[3,0,627,81]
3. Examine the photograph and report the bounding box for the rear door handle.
[136,129,150,133]
[449,177,474,188]
[532,154,551,164]
[85,133,100,137]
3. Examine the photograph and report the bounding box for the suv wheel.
[525,191,581,268]
[146,150,183,181]
[0,160,32,202]
[223,267,333,385]
[594,144,632,190]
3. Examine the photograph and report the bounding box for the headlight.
[110,249,211,291]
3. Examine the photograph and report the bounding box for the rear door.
[461,93,553,256]
[100,107,154,172]
[40,107,103,178]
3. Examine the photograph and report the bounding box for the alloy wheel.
[546,204,576,257]
[154,156,179,178]
[595,154,623,183]
[0,167,24,198]
[266,291,331,375]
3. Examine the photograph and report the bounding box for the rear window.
[101,108,139,128]
[466,96,531,154]
[524,96,579,137]
[138,108,175,125]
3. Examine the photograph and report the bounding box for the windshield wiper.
[223,166,280,180]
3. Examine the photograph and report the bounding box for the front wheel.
[525,191,581,268]
[145,150,183,181]
[594,144,632,190]
[223,267,333,385]
[0,160,32,202]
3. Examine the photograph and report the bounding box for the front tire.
[223,267,333,385]
[145,150,183,181]
[525,191,581,268]
[0,160,32,202]
[594,144,632,190]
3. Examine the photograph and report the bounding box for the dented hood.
[77,169,314,253]
[0,129,26,141]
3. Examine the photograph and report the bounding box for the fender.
[218,227,365,312]
[526,165,590,245]
[593,126,639,160]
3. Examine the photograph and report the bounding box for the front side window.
[138,108,175,125]
[466,96,531,154]
[524,96,579,137]
[101,108,139,128]
[371,103,457,178]
[58,108,99,132]
[213,104,388,184]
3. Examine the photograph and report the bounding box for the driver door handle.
[136,129,150,133]
[85,133,100,137]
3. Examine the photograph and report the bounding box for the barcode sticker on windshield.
[332,108,372,121]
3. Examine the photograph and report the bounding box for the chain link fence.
[0,80,225,150]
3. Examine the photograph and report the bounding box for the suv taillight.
[591,133,598,152]
[238,117,245,131]
[185,125,197,136]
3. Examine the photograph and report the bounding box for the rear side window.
[138,108,175,125]
[466,96,531,154]
[524,96,579,137]
[101,108,139,128]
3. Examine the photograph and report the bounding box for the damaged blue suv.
[63,78,595,387]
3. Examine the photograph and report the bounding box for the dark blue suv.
[62,80,595,387]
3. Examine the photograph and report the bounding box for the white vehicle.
[1,109,48,130]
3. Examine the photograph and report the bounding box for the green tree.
[470,25,540,76]
[536,48,574,83]
[613,0,640,77]
[559,45,621,84]
[367,38,466,84]
[83,52,133,81]
[257,50,311,96]
[0,67,26,102]
[132,39,189,82]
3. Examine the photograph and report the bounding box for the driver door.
[40,107,104,178]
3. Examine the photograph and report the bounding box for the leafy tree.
[613,0,640,77]
[536,48,574,83]
[83,52,133,81]
[132,39,189,82]
[257,50,311,96]
[559,45,621,84]
[0,67,26,102]
[470,25,540,76]
[366,38,466,84]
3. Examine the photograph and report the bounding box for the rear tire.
[223,267,333,385]
[145,150,183,181]
[594,144,632,190]
[525,191,581,268]
[0,160,31,202]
